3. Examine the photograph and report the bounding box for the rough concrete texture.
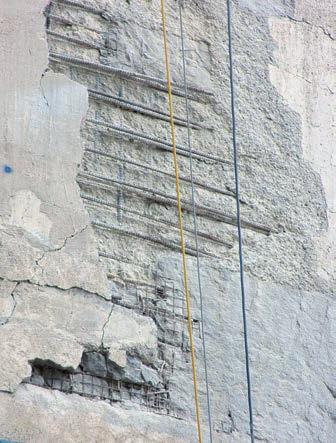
[0,0,108,297]
[0,283,157,392]
[0,384,188,443]
[269,0,336,287]
[0,0,335,441]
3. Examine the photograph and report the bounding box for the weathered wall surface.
[0,0,335,442]
[269,0,336,286]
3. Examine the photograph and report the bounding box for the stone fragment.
[141,365,161,387]
[107,355,142,385]
[108,348,127,368]
[123,356,142,385]
[26,374,44,388]
[106,359,125,381]
[81,352,107,378]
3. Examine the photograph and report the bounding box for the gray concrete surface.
[0,0,334,441]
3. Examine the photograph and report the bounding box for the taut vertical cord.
[178,1,213,441]
[160,1,203,441]
[226,1,255,442]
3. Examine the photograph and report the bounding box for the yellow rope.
[160,1,202,441]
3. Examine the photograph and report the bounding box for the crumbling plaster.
[0,262,335,442]
[0,0,335,442]
[0,0,159,394]
[269,0,336,287]
[0,0,109,296]
[0,282,157,392]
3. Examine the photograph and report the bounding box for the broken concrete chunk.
[123,356,142,384]
[106,355,144,385]
[104,33,118,51]
[25,373,44,388]
[81,352,107,378]
[106,359,125,381]
[107,348,127,368]
[141,365,161,387]
[101,11,114,22]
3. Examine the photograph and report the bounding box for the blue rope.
[178,1,213,441]
[226,1,255,442]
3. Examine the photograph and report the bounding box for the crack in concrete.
[27,224,92,290]
[277,67,335,96]
[40,69,50,107]
[324,382,336,400]
[36,224,89,267]
[100,302,115,348]
[286,16,335,41]
[34,224,90,281]
[0,282,19,326]
[0,278,110,304]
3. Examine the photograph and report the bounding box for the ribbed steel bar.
[77,171,272,234]
[81,193,232,247]
[84,146,235,198]
[53,0,103,16]
[49,53,210,99]
[47,30,101,50]
[45,13,102,33]
[85,118,232,166]
[88,89,204,129]
[92,219,213,257]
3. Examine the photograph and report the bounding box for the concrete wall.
[0,0,334,441]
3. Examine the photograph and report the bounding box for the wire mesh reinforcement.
[25,365,172,415]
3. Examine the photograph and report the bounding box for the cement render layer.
[0,266,335,442]
[0,0,335,442]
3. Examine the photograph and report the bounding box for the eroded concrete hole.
[24,351,172,416]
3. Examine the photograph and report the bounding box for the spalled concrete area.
[0,0,109,296]
[0,283,157,392]
[0,266,335,442]
[269,0,336,287]
[0,0,335,441]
